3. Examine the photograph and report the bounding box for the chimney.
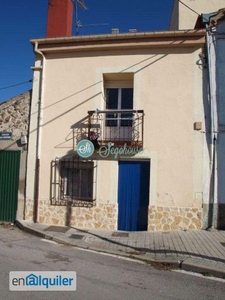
[46,0,74,37]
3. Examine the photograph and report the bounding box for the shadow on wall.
[30,50,196,140]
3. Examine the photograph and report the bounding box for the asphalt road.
[0,225,225,300]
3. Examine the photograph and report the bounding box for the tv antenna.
[73,0,88,35]
[73,0,109,35]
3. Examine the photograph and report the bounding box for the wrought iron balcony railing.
[88,109,144,148]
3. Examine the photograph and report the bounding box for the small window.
[60,160,94,201]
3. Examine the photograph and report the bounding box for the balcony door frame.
[103,75,134,143]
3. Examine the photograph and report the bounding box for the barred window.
[61,161,93,200]
[51,156,95,206]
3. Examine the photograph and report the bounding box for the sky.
[0,0,174,103]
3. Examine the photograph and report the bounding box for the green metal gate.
[0,150,21,222]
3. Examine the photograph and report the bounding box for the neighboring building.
[0,91,31,222]
[170,0,225,30]
[195,9,225,229]
[25,0,207,231]
[170,0,225,229]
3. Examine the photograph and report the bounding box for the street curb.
[15,220,182,267]
[15,220,53,240]
[15,220,225,279]
[181,260,225,279]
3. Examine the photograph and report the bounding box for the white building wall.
[170,0,225,30]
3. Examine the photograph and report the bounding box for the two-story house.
[25,0,207,231]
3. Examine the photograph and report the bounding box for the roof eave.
[30,30,206,53]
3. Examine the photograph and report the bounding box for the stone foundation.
[37,199,117,230]
[25,198,34,221]
[148,206,202,231]
[25,200,204,231]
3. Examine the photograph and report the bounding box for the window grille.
[50,155,96,207]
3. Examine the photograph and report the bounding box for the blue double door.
[118,160,150,231]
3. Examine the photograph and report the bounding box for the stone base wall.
[25,198,34,221]
[25,200,204,232]
[36,199,117,230]
[148,206,202,231]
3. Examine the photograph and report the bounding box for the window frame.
[60,160,94,201]
[50,157,96,206]
[105,87,134,127]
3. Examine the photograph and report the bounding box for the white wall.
[170,0,225,30]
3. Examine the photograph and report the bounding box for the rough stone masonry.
[0,90,31,139]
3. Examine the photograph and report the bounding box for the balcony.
[88,109,144,148]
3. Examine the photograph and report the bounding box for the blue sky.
[0,0,174,103]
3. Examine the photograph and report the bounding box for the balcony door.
[104,88,133,143]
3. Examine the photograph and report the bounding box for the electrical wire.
[178,0,200,17]
[0,79,33,91]
[180,0,214,25]
[178,0,210,23]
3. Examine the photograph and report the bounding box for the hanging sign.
[76,139,95,158]
[97,142,143,159]
[76,139,143,159]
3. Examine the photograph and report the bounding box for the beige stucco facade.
[170,0,225,30]
[26,30,207,231]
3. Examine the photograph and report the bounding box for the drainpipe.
[33,42,45,223]
[205,25,218,228]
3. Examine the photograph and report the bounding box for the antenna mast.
[73,0,88,35]
[73,0,110,35]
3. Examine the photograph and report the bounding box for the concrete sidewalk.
[16,220,225,279]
